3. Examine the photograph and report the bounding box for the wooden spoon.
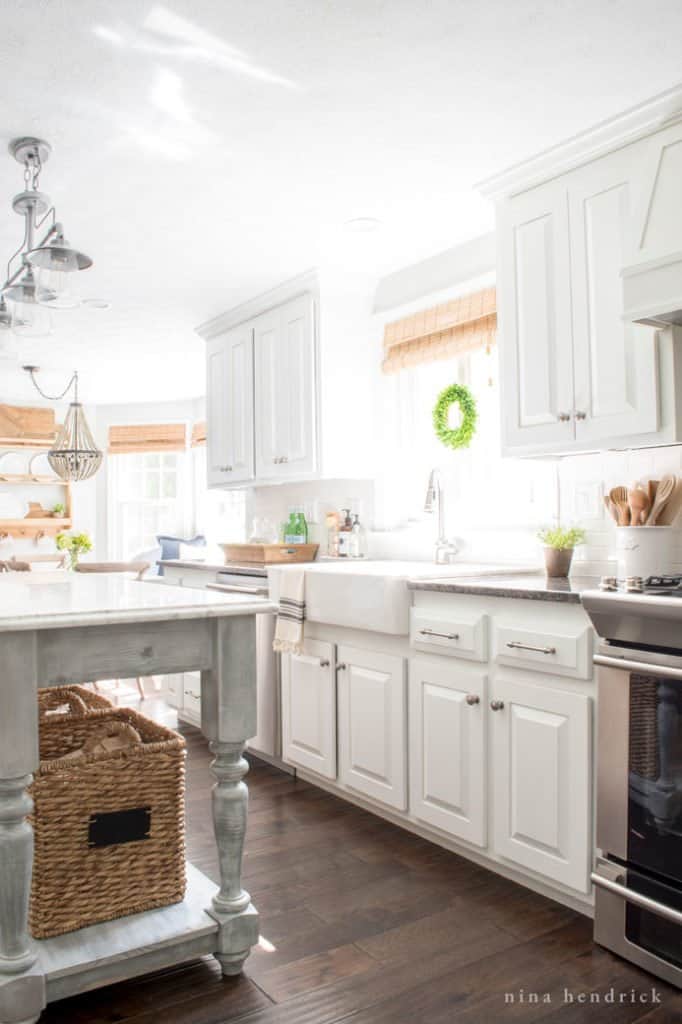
[609,486,630,526]
[628,488,650,526]
[646,473,676,525]
[648,479,659,509]
[602,495,619,523]
[656,477,682,525]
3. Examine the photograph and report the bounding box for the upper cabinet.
[199,270,377,487]
[199,280,318,487]
[497,181,574,451]
[254,295,316,481]
[206,322,255,486]
[485,93,682,457]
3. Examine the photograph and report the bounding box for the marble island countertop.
[0,573,275,631]
[407,573,601,603]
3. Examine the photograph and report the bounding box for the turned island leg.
[201,616,260,976]
[0,633,45,1024]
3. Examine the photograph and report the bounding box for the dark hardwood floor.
[43,718,681,1023]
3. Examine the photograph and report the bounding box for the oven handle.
[591,871,682,926]
[594,653,682,681]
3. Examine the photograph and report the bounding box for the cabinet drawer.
[493,623,593,680]
[410,609,488,662]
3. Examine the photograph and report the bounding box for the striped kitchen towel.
[273,568,306,654]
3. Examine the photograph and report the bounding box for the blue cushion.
[156,534,206,575]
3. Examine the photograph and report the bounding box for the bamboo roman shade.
[191,421,207,447]
[382,286,497,373]
[108,423,187,455]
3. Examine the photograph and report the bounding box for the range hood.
[622,252,682,327]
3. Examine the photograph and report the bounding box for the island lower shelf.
[39,862,221,1002]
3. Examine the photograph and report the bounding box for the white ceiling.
[1,0,681,404]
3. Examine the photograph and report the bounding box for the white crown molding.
[478,82,682,200]
[196,268,319,339]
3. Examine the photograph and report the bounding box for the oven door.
[595,652,682,886]
[593,857,682,987]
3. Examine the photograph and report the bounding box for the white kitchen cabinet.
[497,180,575,451]
[409,656,487,847]
[491,675,591,893]
[337,645,407,811]
[492,118,682,456]
[281,640,336,779]
[568,149,659,443]
[205,322,255,486]
[254,294,316,481]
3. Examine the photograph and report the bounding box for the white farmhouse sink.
[268,561,533,635]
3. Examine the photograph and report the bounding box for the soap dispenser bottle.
[350,513,366,558]
[338,509,353,557]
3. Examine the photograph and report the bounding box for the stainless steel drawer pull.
[465,694,480,706]
[420,628,459,641]
[319,659,330,668]
[591,872,682,926]
[336,663,347,671]
[490,699,504,711]
[506,641,557,655]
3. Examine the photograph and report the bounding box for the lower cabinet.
[337,645,407,811]
[490,675,592,893]
[281,640,336,779]
[409,656,487,848]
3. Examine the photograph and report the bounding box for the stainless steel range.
[583,576,682,988]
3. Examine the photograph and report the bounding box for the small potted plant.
[56,530,93,570]
[51,502,65,518]
[537,525,586,578]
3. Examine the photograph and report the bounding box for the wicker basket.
[29,706,186,939]
[38,685,114,718]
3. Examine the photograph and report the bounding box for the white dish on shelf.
[0,450,28,475]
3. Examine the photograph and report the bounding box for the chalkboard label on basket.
[88,807,151,848]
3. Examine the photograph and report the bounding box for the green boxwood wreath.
[433,383,477,450]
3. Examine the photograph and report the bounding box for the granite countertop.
[0,574,275,631]
[407,573,601,604]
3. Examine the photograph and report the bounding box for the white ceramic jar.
[616,526,677,579]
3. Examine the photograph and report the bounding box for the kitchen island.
[0,573,275,1024]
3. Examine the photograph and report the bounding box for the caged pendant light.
[0,137,93,333]
[23,366,103,482]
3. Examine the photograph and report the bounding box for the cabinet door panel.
[338,646,406,811]
[206,338,229,486]
[206,324,254,486]
[569,152,658,442]
[492,676,591,892]
[409,656,486,847]
[498,183,574,451]
[254,295,316,480]
[282,640,336,779]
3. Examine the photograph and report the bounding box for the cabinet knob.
[465,694,480,706]
[220,465,233,472]
[557,412,571,422]
[336,662,347,671]
[574,410,587,421]
[319,659,330,668]
[490,699,505,711]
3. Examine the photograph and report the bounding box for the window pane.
[145,474,160,499]
[145,453,161,469]
[162,473,177,499]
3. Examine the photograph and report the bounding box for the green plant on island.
[537,526,586,551]
[56,530,93,569]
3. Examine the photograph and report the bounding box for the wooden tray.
[220,542,319,564]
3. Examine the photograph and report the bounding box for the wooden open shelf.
[0,518,72,539]
[0,435,56,449]
[0,473,66,485]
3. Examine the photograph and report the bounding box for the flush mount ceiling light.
[23,365,103,482]
[1,138,93,334]
[344,217,382,233]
